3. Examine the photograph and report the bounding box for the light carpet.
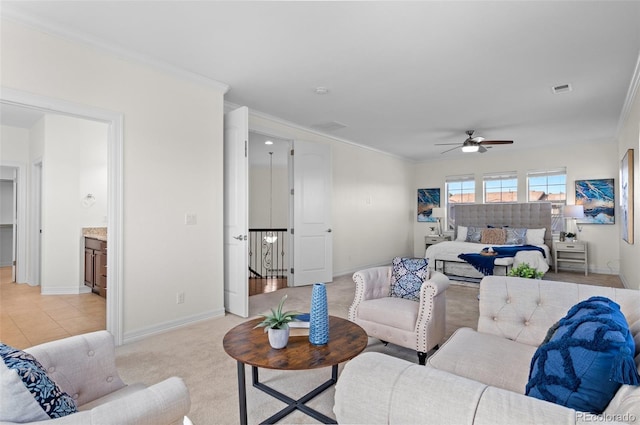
[115,271,622,424]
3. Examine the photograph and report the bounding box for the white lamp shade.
[563,205,584,219]
[431,208,445,218]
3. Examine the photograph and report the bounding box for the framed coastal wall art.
[417,188,440,222]
[574,178,615,224]
[620,149,634,244]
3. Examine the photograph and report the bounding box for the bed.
[425,203,553,281]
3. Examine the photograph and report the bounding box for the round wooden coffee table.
[223,315,367,425]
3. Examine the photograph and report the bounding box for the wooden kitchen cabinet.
[84,237,107,297]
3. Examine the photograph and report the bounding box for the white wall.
[249,165,288,229]
[1,125,30,276]
[412,140,622,275]
[617,74,640,290]
[40,114,107,294]
[250,114,414,277]
[1,19,227,338]
[1,125,30,163]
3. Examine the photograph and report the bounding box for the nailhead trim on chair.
[415,283,436,353]
[349,272,366,322]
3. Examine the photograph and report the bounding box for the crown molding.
[1,9,230,94]
[616,49,640,138]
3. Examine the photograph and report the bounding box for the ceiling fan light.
[462,145,479,153]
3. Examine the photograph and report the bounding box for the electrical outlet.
[176,292,185,304]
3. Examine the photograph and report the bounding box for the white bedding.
[425,241,551,277]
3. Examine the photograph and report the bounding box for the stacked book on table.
[289,313,310,337]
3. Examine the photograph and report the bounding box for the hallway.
[0,266,105,349]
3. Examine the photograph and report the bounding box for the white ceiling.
[2,1,640,161]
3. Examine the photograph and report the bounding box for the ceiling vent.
[552,83,572,94]
[311,121,347,132]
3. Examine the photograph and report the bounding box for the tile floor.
[0,267,106,349]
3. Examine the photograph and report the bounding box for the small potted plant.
[508,263,544,279]
[254,294,299,349]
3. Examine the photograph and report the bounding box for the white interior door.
[292,140,333,286]
[223,107,249,317]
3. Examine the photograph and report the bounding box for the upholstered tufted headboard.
[452,203,552,247]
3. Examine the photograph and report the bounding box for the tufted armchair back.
[477,276,640,361]
[25,331,126,407]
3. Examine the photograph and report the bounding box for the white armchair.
[0,331,191,425]
[349,267,450,364]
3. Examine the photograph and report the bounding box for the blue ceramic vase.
[309,283,329,345]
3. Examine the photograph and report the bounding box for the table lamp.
[431,208,445,236]
[563,205,584,240]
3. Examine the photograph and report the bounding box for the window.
[445,174,475,230]
[527,168,567,232]
[483,172,517,203]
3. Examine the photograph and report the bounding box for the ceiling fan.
[436,130,513,154]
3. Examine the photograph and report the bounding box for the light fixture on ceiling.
[315,86,329,95]
[264,152,278,244]
[461,142,479,153]
[265,140,273,145]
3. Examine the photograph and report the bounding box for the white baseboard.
[122,308,226,344]
[333,261,391,279]
[41,285,92,295]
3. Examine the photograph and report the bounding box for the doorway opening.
[0,89,123,345]
[248,131,291,296]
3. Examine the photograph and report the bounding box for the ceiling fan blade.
[435,143,463,146]
[478,145,488,153]
[479,140,513,145]
[440,145,461,154]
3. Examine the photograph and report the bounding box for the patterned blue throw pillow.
[389,257,429,301]
[526,297,640,414]
[465,226,483,243]
[505,227,527,244]
[0,343,77,420]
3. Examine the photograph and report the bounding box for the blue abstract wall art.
[575,178,615,225]
[417,188,440,222]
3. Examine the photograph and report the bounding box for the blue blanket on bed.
[458,245,546,276]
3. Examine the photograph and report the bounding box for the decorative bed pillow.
[526,228,546,245]
[465,226,483,243]
[0,343,77,422]
[389,257,430,302]
[480,228,506,245]
[525,297,640,414]
[455,226,468,242]
[505,227,527,245]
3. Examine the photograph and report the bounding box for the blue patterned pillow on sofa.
[0,343,77,422]
[389,257,429,302]
[526,297,640,414]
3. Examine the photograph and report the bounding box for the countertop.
[83,227,107,241]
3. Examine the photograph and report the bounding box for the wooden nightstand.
[425,235,451,250]
[554,241,588,276]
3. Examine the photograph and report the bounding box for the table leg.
[236,361,247,425]
[252,365,338,424]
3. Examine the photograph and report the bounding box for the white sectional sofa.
[334,276,640,424]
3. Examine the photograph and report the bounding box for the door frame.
[0,88,124,345]
[0,164,25,283]
[247,127,294,287]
